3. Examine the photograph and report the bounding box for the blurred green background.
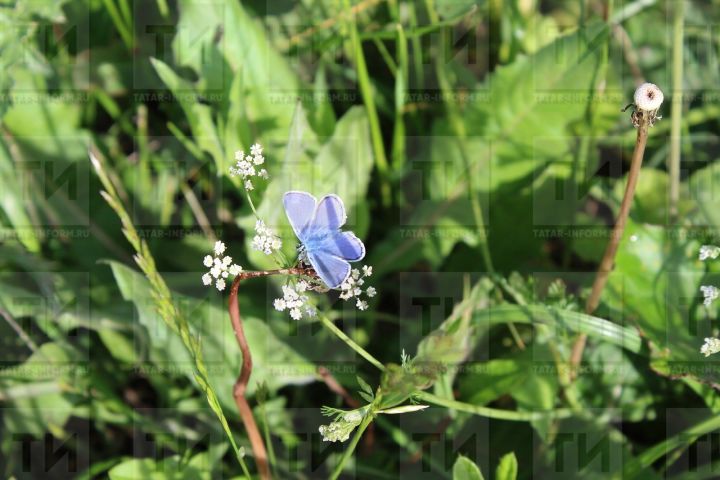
[2,0,720,478]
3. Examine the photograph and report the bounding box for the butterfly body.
[283,191,365,289]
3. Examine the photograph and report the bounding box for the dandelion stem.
[320,315,386,372]
[329,412,374,480]
[570,110,651,374]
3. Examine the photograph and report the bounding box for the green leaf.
[472,304,642,353]
[495,452,518,480]
[0,343,81,437]
[357,375,373,395]
[358,391,374,403]
[452,455,485,480]
[605,220,716,385]
[108,261,315,408]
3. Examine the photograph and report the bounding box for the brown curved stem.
[570,112,651,375]
[228,267,310,480]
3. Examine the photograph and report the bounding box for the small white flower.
[634,83,664,112]
[362,265,373,277]
[274,281,314,320]
[701,337,720,357]
[701,285,720,307]
[251,219,282,255]
[366,287,376,297]
[230,144,270,184]
[202,244,243,290]
[700,245,720,261]
[356,299,368,311]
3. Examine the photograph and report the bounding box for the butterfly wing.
[283,191,317,241]
[317,231,365,262]
[307,250,352,289]
[313,194,347,230]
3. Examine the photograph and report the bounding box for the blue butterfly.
[283,191,365,289]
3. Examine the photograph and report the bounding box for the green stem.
[329,412,374,480]
[415,392,574,421]
[669,0,685,221]
[345,0,391,205]
[102,0,133,49]
[320,315,386,372]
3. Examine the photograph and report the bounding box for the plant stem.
[227,267,309,480]
[320,315,386,372]
[669,0,685,221]
[570,111,651,373]
[329,412,374,480]
[415,392,574,421]
[345,0,391,205]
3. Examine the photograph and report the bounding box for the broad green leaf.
[0,343,82,437]
[108,261,315,410]
[495,452,518,480]
[472,304,642,353]
[605,221,715,386]
[452,455,485,480]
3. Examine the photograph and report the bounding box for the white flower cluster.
[229,143,268,191]
[339,265,376,311]
[700,245,720,261]
[701,337,720,357]
[701,285,719,307]
[202,241,242,291]
[251,220,282,255]
[274,280,316,320]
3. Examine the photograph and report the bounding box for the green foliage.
[2,0,720,478]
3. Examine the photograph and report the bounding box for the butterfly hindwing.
[307,250,352,289]
[317,231,365,262]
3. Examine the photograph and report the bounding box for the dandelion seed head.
[634,83,664,112]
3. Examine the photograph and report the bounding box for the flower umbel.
[700,245,720,261]
[339,265,376,311]
[701,285,719,307]
[318,407,366,443]
[701,337,720,357]
[202,241,243,291]
[274,280,316,320]
[251,220,282,255]
[229,143,269,191]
